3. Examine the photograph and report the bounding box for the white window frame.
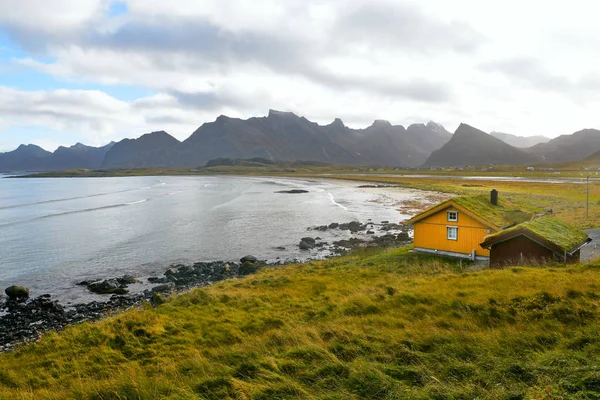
[447,226,458,241]
[447,211,458,222]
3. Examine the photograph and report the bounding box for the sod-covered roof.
[451,195,531,228]
[482,217,589,252]
[407,194,532,229]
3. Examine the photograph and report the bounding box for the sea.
[0,175,422,303]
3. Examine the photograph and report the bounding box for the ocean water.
[0,175,418,303]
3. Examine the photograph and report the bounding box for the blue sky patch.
[108,1,128,17]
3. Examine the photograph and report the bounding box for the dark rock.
[5,286,30,300]
[117,275,137,285]
[367,230,375,234]
[381,220,390,224]
[333,237,367,249]
[397,231,410,241]
[152,282,176,293]
[176,266,195,276]
[338,221,366,232]
[276,189,309,194]
[148,276,167,284]
[240,255,258,264]
[299,240,315,250]
[301,237,316,245]
[87,279,128,295]
[275,246,286,251]
[328,223,339,229]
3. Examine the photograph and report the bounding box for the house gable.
[406,201,500,230]
[412,205,495,257]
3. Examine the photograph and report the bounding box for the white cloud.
[0,0,599,148]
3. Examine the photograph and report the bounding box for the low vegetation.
[322,174,600,229]
[3,247,600,399]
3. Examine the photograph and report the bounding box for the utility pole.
[587,175,590,217]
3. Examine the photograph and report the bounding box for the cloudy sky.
[0,0,599,151]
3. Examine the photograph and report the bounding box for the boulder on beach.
[5,286,29,300]
[87,279,128,295]
[152,282,176,293]
[397,231,410,241]
[117,275,137,285]
[301,237,316,245]
[276,189,309,194]
[240,255,258,264]
[299,239,315,250]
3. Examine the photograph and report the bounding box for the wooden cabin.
[406,190,530,261]
[480,217,590,268]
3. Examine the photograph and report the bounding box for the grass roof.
[486,217,588,252]
[451,194,531,228]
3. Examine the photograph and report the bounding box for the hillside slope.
[1,247,600,399]
[529,129,600,163]
[102,131,181,168]
[490,131,550,148]
[424,123,541,167]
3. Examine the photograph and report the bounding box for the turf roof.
[451,195,531,228]
[484,217,588,252]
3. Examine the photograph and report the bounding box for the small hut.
[480,217,590,268]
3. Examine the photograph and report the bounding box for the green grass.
[3,247,600,398]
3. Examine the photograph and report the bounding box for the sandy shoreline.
[290,176,455,218]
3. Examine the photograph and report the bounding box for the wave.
[0,198,150,228]
[125,199,148,205]
[0,185,158,211]
[328,193,348,211]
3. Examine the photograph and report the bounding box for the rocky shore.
[0,220,412,353]
[0,258,265,353]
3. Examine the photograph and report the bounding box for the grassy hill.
[2,247,600,399]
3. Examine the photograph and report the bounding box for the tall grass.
[2,247,600,398]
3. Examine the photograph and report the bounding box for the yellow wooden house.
[406,190,531,261]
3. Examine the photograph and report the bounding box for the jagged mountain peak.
[371,119,392,128]
[268,109,298,119]
[454,123,487,136]
[426,121,446,132]
[329,118,345,128]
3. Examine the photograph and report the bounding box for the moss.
[453,194,532,227]
[485,217,588,252]
[411,193,532,228]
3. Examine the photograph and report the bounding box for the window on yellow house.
[447,211,458,222]
[447,226,458,240]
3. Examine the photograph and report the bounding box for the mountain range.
[489,132,550,148]
[424,124,600,167]
[0,142,115,172]
[0,110,452,171]
[2,110,600,171]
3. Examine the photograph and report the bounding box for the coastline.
[0,174,431,352]
[286,176,455,216]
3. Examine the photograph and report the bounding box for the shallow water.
[0,175,419,303]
